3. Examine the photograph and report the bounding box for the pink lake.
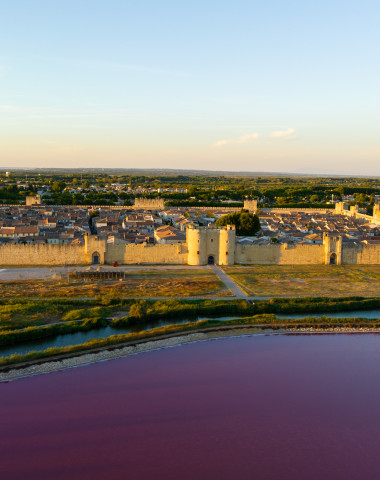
[1,333,380,480]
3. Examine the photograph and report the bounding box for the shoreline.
[2,325,380,382]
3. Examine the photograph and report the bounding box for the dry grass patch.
[224,265,380,297]
[0,268,231,298]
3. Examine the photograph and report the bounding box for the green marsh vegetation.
[1,297,380,352]
[0,298,129,331]
[2,311,380,368]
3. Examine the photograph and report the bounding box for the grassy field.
[0,299,129,331]
[223,265,380,297]
[0,268,231,299]
[3,295,379,334]
[0,297,253,333]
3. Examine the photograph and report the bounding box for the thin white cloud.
[213,132,260,147]
[270,128,297,139]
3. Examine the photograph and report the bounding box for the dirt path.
[208,265,249,298]
[338,266,377,281]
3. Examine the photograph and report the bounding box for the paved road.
[208,265,249,299]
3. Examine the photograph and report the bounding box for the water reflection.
[1,310,379,357]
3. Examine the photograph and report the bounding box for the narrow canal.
[1,310,379,358]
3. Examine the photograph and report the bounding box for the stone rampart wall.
[261,208,332,214]
[342,244,380,264]
[5,205,129,209]
[168,206,243,212]
[106,243,187,265]
[0,244,86,266]
[235,243,325,264]
[0,239,379,266]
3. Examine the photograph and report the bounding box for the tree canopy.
[215,209,261,236]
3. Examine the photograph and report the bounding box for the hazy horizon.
[3,166,380,180]
[1,1,379,175]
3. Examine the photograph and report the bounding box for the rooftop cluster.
[0,203,379,249]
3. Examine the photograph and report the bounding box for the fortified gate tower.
[186,225,236,265]
[84,232,107,264]
[323,233,342,265]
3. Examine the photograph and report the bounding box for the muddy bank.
[1,326,380,382]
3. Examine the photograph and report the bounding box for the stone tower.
[186,225,236,266]
[244,199,258,213]
[26,194,41,206]
[218,225,236,265]
[84,232,107,264]
[134,198,165,210]
[350,205,359,215]
[373,204,380,221]
[323,232,342,265]
[335,202,349,214]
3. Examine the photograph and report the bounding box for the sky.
[1,0,380,175]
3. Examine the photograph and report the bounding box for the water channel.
[1,309,380,358]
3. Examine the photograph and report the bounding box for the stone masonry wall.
[0,239,380,266]
[106,243,187,265]
[235,243,325,264]
[342,244,380,264]
[0,244,86,266]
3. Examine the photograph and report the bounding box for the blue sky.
[1,0,379,174]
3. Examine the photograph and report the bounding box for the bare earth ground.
[0,268,232,299]
[223,265,380,297]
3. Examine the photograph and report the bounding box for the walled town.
[1,188,380,265]
[2,171,380,378]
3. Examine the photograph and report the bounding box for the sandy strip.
[0,332,209,382]
[0,327,269,382]
[1,326,380,382]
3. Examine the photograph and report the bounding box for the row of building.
[1,199,380,250]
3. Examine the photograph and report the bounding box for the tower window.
[197,251,199,255]
[226,252,228,255]
[211,239,213,242]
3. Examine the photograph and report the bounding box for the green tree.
[215,210,260,236]
[354,193,368,205]
[52,181,66,193]
[238,211,260,235]
[129,301,148,318]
